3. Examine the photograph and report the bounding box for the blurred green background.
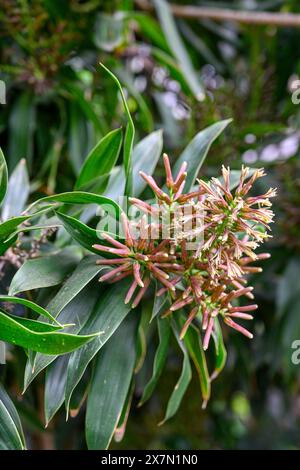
[1,0,300,449]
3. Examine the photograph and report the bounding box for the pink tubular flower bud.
[99,263,131,282]
[133,263,144,287]
[132,278,151,308]
[203,317,214,351]
[224,317,253,339]
[163,153,174,188]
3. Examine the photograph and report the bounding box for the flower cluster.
[94,155,275,350]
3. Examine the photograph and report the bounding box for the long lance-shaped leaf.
[211,317,227,381]
[159,321,192,425]
[173,119,232,192]
[1,159,30,221]
[86,315,137,450]
[0,216,30,241]
[181,318,211,408]
[0,385,26,450]
[100,63,135,197]
[0,310,100,355]
[56,212,99,252]
[23,265,102,391]
[153,0,205,101]
[65,279,132,415]
[0,296,61,326]
[0,147,8,207]
[25,191,122,220]
[139,317,171,406]
[105,130,163,199]
[9,248,80,296]
[44,354,70,427]
[1,313,62,333]
[75,128,123,193]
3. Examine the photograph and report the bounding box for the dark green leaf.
[0,310,99,355]
[211,318,227,381]
[65,279,132,413]
[183,321,211,407]
[0,147,8,207]
[100,64,135,197]
[27,191,122,220]
[44,355,70,426]
[23,264,103,390]
[86,315,137,449]
[131,130,163,197]
[9,248,80,296]
[0,216,30,241]
[75,128,122,193]
[139,317,171,406]
[2,159,30,220]
[160,323,192,424]
[173,119,232,192]
[8,92,35,171]
[0,385,26,450]
[55,212,100,253]
[0,295,60,326]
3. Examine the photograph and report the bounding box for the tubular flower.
[93,213,180,309]
[93,154,276,349]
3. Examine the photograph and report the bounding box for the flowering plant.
[0,67,275,449]
[94,155,275,409]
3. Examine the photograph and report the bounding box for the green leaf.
[75,128,123,193]
[211,318,227,381]
[47,256,103,318]
[68,101,92,175]
[0,310,99,355]
[105,166,125,199]
[86,315,137,449]
[116,69,154,133]
[153,0,205,101]
[26,191,122,220]
[114,380,135,443]
[0,216,30,241]
[131,130,163,197]
[127,12,170,52]
[24,274,101,390]
[105,130,163,199]
[1,313,62,333]
[139,317,171,406]
[151,281,170,322]
[160,322,192,424]
[100,64,135,197]
[1,159,30,221]
[9,248,80,296]
[0,385,26,450]
[64,82,104,134]
[173,119,232,192]
[0,147,8,207]
[0,233,18,256]
[65,279,132,413]
[182,321,211,407]
[55,212,100,253]
[0,296,61,326]
[44,355,70,426]
[8,92,35,171]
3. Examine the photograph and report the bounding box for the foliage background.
[1,0,300,450]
